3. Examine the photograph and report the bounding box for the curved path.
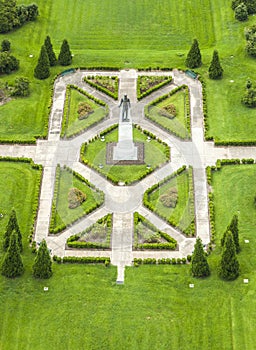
[2,69,256,282]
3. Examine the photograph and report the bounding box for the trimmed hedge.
[54,256,111,264]
[137,75,173,100]
[80,124,170,185]
[66,213,112,250]
[133,212,177,250]
[84,75,118,100]
[144,85,191,140]
[49,165,104,234]
[143,165,195,236]
[133,257,187,265]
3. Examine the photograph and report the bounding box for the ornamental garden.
[1,0,256,349]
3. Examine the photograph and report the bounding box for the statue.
[119,94,131,121]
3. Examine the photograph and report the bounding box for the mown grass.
[2,0,254,141]
[146,88,190,139]
[62,88,107,138]
[148,168,194,233]
[51,167,103,230]
[83,127,169,184]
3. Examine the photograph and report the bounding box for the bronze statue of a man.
[119,94,131,121]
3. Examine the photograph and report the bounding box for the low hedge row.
[137,76,173,100]
[133,212,177,250]
[80,124,169,185]
[53,255,110,265]
[208,192,215,246]
[144,85,191,140]
[133,257,187,265]
[49,165,104,234]
[60,85,71,138]
[215,140,256,146]
[143,166,195,236]
[137,67,173,72]
[66,214,112,249]
[183,166,196,236]
[84,76,118,100]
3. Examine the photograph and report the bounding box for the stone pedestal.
[113,107,138,161]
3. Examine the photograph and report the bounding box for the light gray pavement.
[2,68,256,283]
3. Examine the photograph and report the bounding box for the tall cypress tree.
[44,36,57,66]
[219,231,239,280]
[3,209,22,252]
[58,39,72,66]
[34,45,50,79]
[185,39,202,69]
[32,239,53,279]
[208,50,224,79]
[191,237,210,278]
[221,214,240,253]
[1,232,24,278]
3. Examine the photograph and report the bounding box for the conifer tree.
[185,39,202,69]
[208,50,224,79]
[34,45,50,79]
[3,209,22,252]
[219,231,239,280]
[44,35,57,66]
[1,232,24,278]
[221,214,240,253]
[191,237,210,278]
[32,239,53,279]
[58,39,72,66]
[1,39,11,52]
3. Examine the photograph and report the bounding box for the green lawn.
[2,0,255,142]
[148,167,195,234]
[83,126,169,184]
[146,88,190,139]
[62,88,107,138]
[0,160,41,244]
[50,167,104,232]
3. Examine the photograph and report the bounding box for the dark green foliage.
[242,80,256,107]
[209,50,223,79]
[58,39,72,66]
[232,0,256,14]
[44,36,57,66]
[245,25,256,57]
[0,0,20,33]
[1,39,10,52]
[185,39,202,69]
[32,239,53,279]
[219,231,239,280]
[34,45,50,79]
[3,209,22,252]
[0,1,38,33]
[0,51,19,74]
[191,237,210,278]
[11,77,30,96]
[1,232,24,278]
[221,215,240,253]
[235,3,248,20]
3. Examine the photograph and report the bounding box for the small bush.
[68,187,87,209]
[160,187,178,207]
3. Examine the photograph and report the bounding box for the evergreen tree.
[44,35,57,66]
[58,39,72,66]
[235,3,249,21]
[208,50,223,79]
[221,215,240,253]
[3,209,22,252]
[32,239,53,279]
[34,45,50,79]
[1,232,24,278]
[191,237,210,278]
[1,39,10,52]
[185,39,202,69]
[219,231,239,280]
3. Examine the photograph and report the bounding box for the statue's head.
[124,94,128,100]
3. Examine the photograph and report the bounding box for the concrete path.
[2,68,256,283]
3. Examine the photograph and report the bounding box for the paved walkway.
[2,68,256,283]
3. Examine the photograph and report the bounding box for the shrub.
[32,239,53,279]
[1,232,24,278]
[0,51,19,74]
[44,35,57,66]
[219,231,239,281]
[235,3,249,20]
[68,187,87,209]
[11,77,30,97]
[208,50,223,79]
[191,237,210,278]
[77,102,93,119]
[58,39,72,66]
[1,39,10,52]
[160,187,178,208]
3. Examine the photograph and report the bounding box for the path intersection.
[2,69,256,282]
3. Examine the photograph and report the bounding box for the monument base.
[106,142,145,165]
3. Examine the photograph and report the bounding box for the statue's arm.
[118,99,123,107]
